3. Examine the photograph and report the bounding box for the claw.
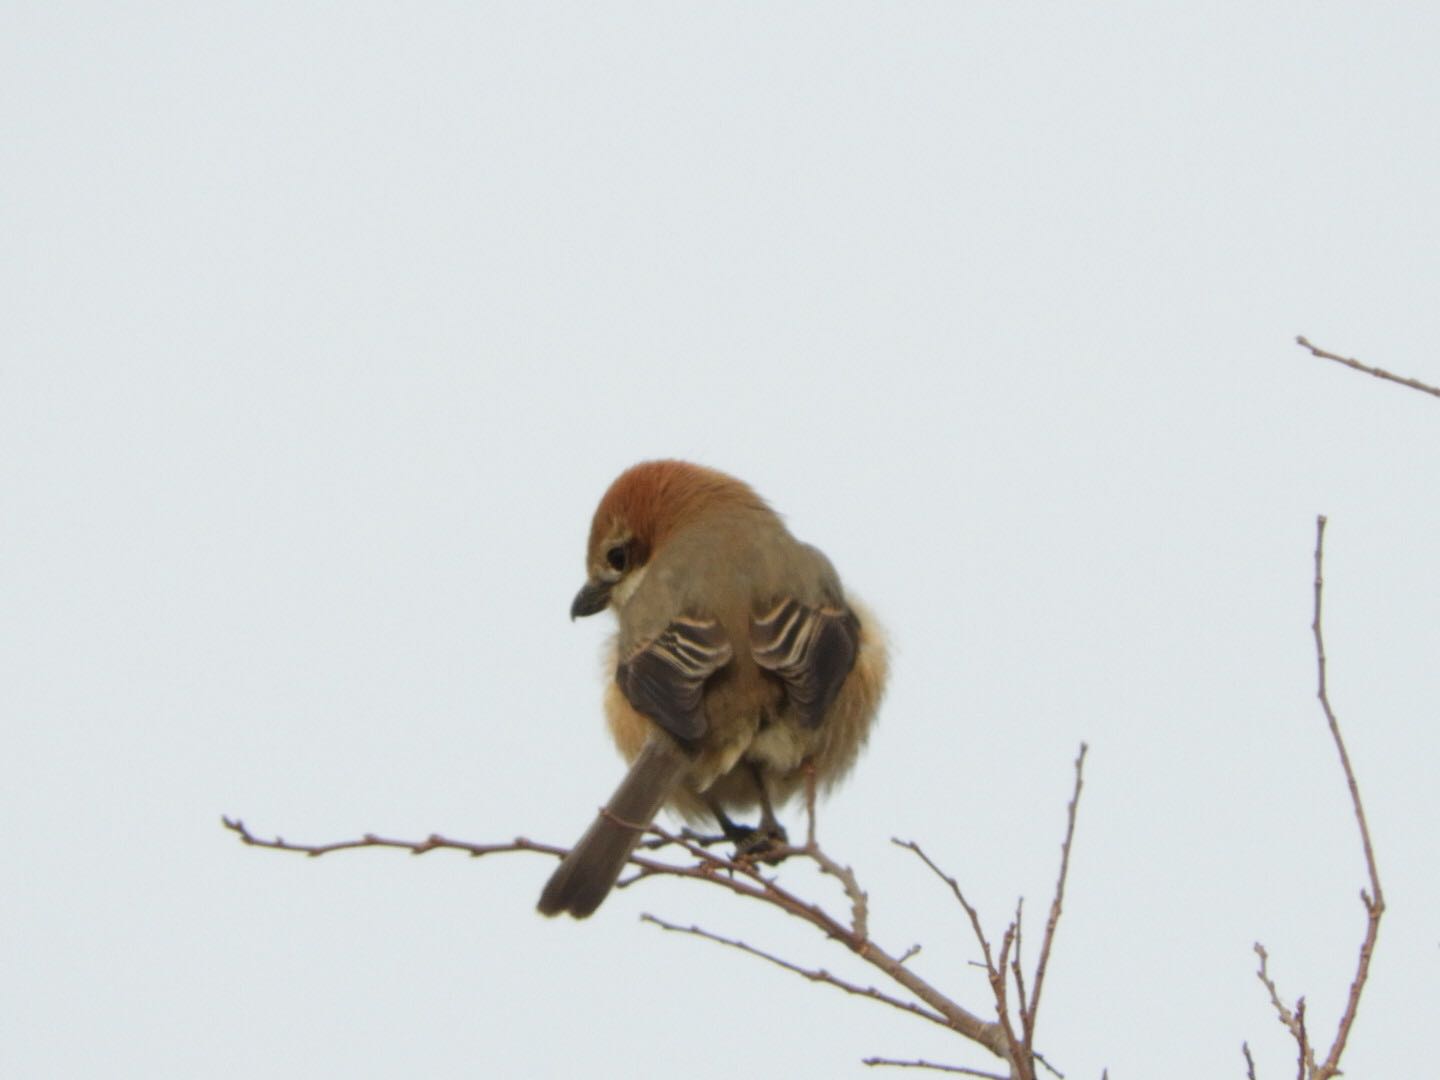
[731,821,790,864]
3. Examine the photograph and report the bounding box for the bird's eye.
[606,545,627,572]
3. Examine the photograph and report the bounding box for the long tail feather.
[537,734,688,918]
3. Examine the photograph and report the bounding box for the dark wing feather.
[751,599,859,728]
[617,616,734,741]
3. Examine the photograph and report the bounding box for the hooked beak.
[570,579,613,620]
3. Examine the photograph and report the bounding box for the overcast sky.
[5,5,1439,1078]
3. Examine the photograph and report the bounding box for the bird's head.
[570,459,769,619]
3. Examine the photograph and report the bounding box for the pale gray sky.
[4,5,1438,1078]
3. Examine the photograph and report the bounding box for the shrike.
[538,460,887,918]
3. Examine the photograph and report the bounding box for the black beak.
[570,579,613,620]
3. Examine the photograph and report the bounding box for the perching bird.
[538,460,887,918]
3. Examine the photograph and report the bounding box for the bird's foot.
[728,821,790,865]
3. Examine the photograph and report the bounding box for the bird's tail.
[537,733,688,918]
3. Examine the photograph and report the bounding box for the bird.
[537,459,887,918]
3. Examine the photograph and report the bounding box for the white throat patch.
[611,565,649,610]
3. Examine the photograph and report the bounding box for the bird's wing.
[617,615,734,741]
[750,598,860,728]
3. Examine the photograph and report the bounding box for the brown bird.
[538,460,887,918]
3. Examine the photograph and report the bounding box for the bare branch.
[1296,335,1440,399]
[645,828,1010,1059]
[1307,515,1386,1079]
[1027,743,1087,1054]
[642,914,951,1031]
[894,742,1087,1080]
[894,838,991,950]
[995,923,1023,1078]
[229,744,1094,1078]
[863,1057,1009,1078]
[1242,1041,1257,1080]
[226,809,1010,1062]
[220,815,568,861]
[1250,515,1386,1079]
[1295,1000,1309,1080]
[894,839,999,978]
[811,843,870,938]
[894,838,1027,1079]
[1254,943,1306,1051]
[1011,898,1031,1041]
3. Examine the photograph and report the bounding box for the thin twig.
[894,839,998,976]
[1308,515,1385,1079]
[812,844,870,940]
[1296,335,1440,399]
[795,763,870,935]
[1242,1041,1258,1080]
[220,816,568,860]
[894,838,1026,1078]
[891,746,1088,1078]
[1250,516,1387,1079]
[995,924,1023,1078]
[642,914,950,1031]
[644,829,1009,1058]
[1254,943,1305,1048]
[1027,743,1087,1059]
[1295,999,1309,1080]
[226,810,1011,1059]
[862,1057,1008,1078]
[1011,898,1031,1042]
[895,840,988,943]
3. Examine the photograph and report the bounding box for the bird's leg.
[701,799,756,847]
[701,768,792,863]
[751,764,787,845]
[718,764,787,864]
